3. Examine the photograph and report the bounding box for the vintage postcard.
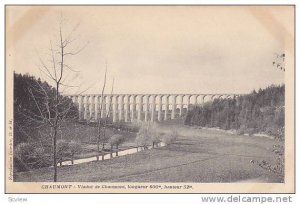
[5,5,295,193]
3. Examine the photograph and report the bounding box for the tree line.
[185,85,285,139]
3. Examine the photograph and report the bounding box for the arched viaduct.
[68,94,240,123]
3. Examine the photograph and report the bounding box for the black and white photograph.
[5,5,295,193]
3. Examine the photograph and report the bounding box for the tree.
[135,122,162,149]
[135,122,152,149]
[161,128,178,145]
[24,17,86,182]
[96,68,114,161]
[96,65,107,161]
[108,134,125,157]
[149,123,161,148]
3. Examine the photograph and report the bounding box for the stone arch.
[111,95,118,122]
[71,96,78,105]
[150,95,157,110]
[83,95,90,120]
[104,95,112,117]
[195,95,205,104]
[162,95,170,111]
[141,95,149,111]
[149,95,157,122]
[128,95,138,122]
[210,94,218,102]
[156,95,163,121]
[93,95,100,120]
[172,94,182,117]
[181,95,190,113]
[202,95,209,103]
[169,95,177,119]
[78,95,84,120]
[189,95,197,104]
[216,95,223,100]
[161,95,170,120]
[155,95,163,109]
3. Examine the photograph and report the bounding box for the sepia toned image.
[5,5,295,193]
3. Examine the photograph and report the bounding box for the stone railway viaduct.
[68,94,240,123]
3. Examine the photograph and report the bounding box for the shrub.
[14,142,50,171]
[135,122,162,148]
[69,140,81,155]
[135,123,151,148]
[246,127,256,136]
[237,125,247,135]
[108,134,125,156]
[276,127,285,141]
[265,126,280,137]
[56,139,69,165]
[108,134,125,148]
[67,140,80,164]
[161,129,178,145]
[14,143,35,160]
[149,123,161,147]
[252,145,284,182]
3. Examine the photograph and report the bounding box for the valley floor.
[14,124,283,183]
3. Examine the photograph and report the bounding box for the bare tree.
[97,70,114,161]
[28,17,86,182]
[96,64,107,161]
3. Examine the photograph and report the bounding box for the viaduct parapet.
[67,94,241,123]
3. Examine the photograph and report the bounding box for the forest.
[185,85,285,140]
[13,72,78,145]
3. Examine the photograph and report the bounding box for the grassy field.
[14,122,283,183]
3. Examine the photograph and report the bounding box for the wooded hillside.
[185,85,285,139]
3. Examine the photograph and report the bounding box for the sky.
[6,6,293,95]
